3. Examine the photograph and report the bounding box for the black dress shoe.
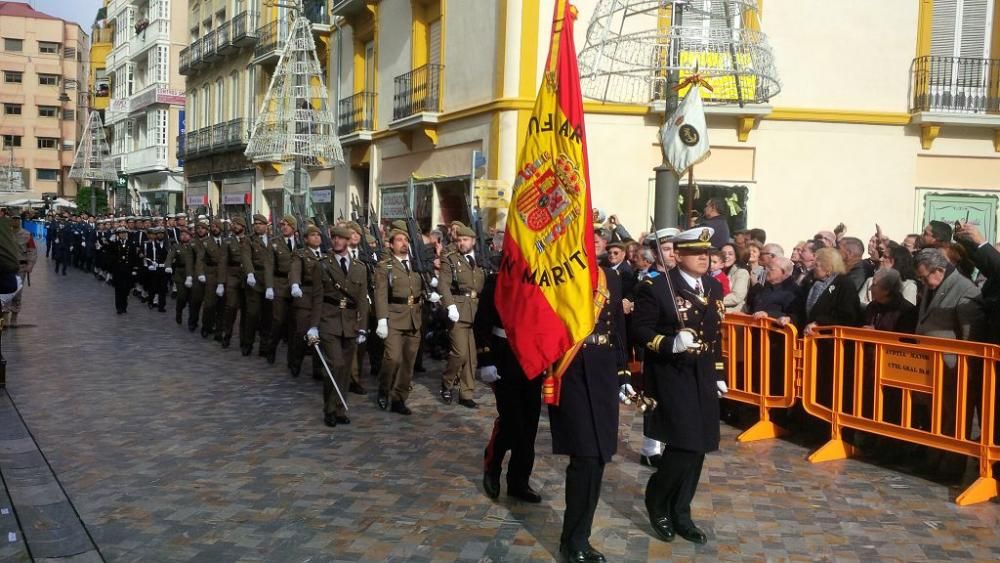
[334,415,350,425]
[376,393,389,410]
[640,454,662,467]
[440,387,453,404]
[188,324,197,332]
[649,514,675,542]
[241,346,252,357]
[414,365,426,373]
[221,336,231,349]
[201,328,210,338]
[175,313,183,324]
[583,545,606,562]
[508,486,542,503]
[483,473,501,499]
[458,398,478,409]
[349,382,366,395]
[289,365,301,378]
[390,401,412,415]
[675,523,707,544]
[558,545,604,563]
[265,351,276,364]
[323,415,337,428]
[158,307,167,313]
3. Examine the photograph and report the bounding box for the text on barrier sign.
[880,347,934,391]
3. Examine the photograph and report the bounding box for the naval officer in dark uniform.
[631,226,728,546]
[549,266,629,563]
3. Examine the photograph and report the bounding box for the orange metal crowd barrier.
[720,313,800,442]
[800,326,1000,506]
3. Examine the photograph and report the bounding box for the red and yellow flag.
[496,0,597,383]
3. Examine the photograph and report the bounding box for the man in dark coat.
[108,227,140,314]
[955,222,1000,344]
[548,266,628,563]
[631,227,727,546]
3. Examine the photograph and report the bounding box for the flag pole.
[686,168,695,228]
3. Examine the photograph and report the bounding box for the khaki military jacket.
[309,253,369,337]
[374,255,425,331]
[269,236,296,296]
[289,247,325,311]
[247,233,275,293]
[222,235,252,287]
[165,242,195,284]
[196,235,226,285]
[438,250,486,324]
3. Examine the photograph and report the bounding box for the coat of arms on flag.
[659,74,713,177]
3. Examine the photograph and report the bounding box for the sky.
[25,0,103,31]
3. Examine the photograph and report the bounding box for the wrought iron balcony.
[176,134,186,159]
[179,45,191,74]
[211,123,227,150]
[202,29,218,61]
[226,118,249,148]
[188,38,204,69]
[910,55,1000,114]
[392,64,443,121]
[304,0,331,29]
[216,20,233,54]
[338,92,376,136]
[253,20,288,63]
[231,11,258,46]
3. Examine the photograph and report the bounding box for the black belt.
[583,332,612,346]
[323,296,357,309]
[274,272,288,279]
[18,261,27,265]
[451,287,480,298]
[389,295,422,305]
[206,261,218,267]
[228,261,242,267]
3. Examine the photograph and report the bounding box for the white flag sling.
[659,84,711,178]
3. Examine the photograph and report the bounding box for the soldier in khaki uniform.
[244,214,276,357]
[263,215,298,365]
[165,227,196,327]
[345,220,370,393]
[185,220,209,332]
[198,219,227,340]
[438,223,487,407]
[374,228,441,414]
[220,217,253,349]
[307,226,369,427]
[289,224,326,378]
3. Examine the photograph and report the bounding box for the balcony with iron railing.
[910,55,1000,115]
[338,91,376,142]
[909,55,1000,149]
[179,45,191,74]
[253,20,290,63]
[391,64,444,124]
[202,29,218,61]
[231,11,259,46]
[303,0,331,30]
[226,118,249,148]
[216,19,233,54]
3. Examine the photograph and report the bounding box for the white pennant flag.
[660,84,711,177]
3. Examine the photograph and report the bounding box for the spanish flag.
[496,0,597,388]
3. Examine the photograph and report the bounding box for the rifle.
[473,214,496,274]
[313,210,333,253]
[405,213,437,301]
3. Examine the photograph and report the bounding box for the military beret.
[450,220,468,229]
[252,214,268,225]
[346,221,363,236]
[304,225,322,237]
[231,217,247,228]
[281,214,297,228]
[387,228,409,242]
[455,224,475,238]
[390,220,407,231]
[197,219,210,227]
[331,225,353,239]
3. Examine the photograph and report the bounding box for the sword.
[306,335,349,412]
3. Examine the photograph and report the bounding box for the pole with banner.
[659,72,713,227]
[496,0,597,405]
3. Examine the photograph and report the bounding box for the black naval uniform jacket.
[548,267,628,463]
[631,267,725,453]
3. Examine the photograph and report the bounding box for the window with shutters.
[38,41,60,54]
[154,45,169,84]
[215,78,225,122]
[927,0,996,112]
[37,138,58,149]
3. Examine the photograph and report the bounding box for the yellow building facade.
[90,0,113,113]
[326,0,1000,249]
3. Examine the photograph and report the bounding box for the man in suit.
[438,223,487,408]
[914,248,985,343]
[631,227,727,546]
[373,228,441,414]
[954,222,1000,344]
[308,226,369,427]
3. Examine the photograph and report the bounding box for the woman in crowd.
[720,242,750,313]
[859,242,918,306]
[863,268,917,333]
[745,241,764,286]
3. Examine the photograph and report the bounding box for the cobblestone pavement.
[2,263,1000,562]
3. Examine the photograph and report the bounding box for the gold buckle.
[339,299,347,309]
[597,334,609,345]
[469,291,478,299]
[407,295,416,305]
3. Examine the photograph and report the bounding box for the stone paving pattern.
[1,264,1000,561]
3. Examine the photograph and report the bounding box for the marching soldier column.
[437,224,486,408]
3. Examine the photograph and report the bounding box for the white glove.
[184,276,193,288]
[672,330,699,353]
[717,380,728,398]
[95,242,101,250]
[291,284,303,298]
[107,274,113,282]
[477,365,500,383]
[306,327,319,340]
[165,267,173,274]
[376,318,389,339]
[82,241,86,248]
[619,383,636,404]
[356,330,367,344]
[447,304,459,322]
[216,283,225,297]
[265,287,274,300]
[197,274,206,283]
[428,291,441,303]
[148,264,157,271]
[430,276,439,288]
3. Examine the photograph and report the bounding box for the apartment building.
[179,0,334,219]
[90,1,113,114]
[329,0,1000,248]
[106,0,188,214]
[0,1,89,201]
